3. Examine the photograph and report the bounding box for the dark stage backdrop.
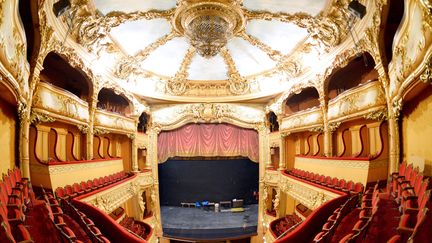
[158,158,259,206]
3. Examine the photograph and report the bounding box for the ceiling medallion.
[173,0,245,58]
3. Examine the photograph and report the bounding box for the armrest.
[397,226,414,235]
[403,195,418,200]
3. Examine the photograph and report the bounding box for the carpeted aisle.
[25,200,63,243]
[25,200,92,243]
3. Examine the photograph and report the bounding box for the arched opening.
[381,0,404,64]
[40,52,92,101]
[97,88,132,116]
[284,87,320,115]
[157,123,259,240]
[137,112,149,133]
[326,53,378,100]
[401,84,432,175]
[0,82,19,174]
[267,111,279,132]
[18,0,40,62]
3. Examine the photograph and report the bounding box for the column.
[18,103,31,178]
[86,96,97,160]
[52,127,68,161]
[130,134,139,172]
[388,116,400,174]
[147,127,162,235]
[278,134,286,171]
[321,97,332,157]
[35,124,51,161]
[349,125,363,156]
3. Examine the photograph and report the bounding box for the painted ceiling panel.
[94,0,176,15]
[110,19,171,56]
[140,37,190,77]
[226,37,276,76]
[246,20,308,55]
[188,54,228,80]
[242,0,327,16]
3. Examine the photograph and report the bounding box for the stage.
[161,204,258,241]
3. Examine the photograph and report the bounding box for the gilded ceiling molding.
[242,1,350,50]
[219,48,250,95]
[102,8,175,24]
[133,31,179,62]
[237,31,282,61]
[420,57,432,84]
[420,0,432,27]
[151,103,265,131]
[114,32,179,79]
[166,47,196,95]
[52,45,95,86]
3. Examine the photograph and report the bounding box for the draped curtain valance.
[157,123,259,163]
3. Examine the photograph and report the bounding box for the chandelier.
[173,1,245,58]
[186,15,231,58]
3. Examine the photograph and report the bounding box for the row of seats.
[388,162,431,242]
[55,171,130,200]
[119,216,152,240]
[338,183,381,242]
[0,167,35,242]
[270,214,302,237]
[312,195,358,242]
[287,168,364,194]
[43,188,111,243]
[43,188,85,243]
[63,199,111,243]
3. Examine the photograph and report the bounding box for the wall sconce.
[270,148,276,155]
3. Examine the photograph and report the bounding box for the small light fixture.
[348,0,366,19]
[53,0,71,17]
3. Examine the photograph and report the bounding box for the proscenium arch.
[156,122,260,164]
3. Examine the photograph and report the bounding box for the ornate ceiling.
[64,0,357,102]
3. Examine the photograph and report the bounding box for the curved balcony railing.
[32,82,89,125]
[279,107,323,132]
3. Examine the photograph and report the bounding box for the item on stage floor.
[231,207,245,213]
[215,203,219,212]
[195,202,201,208]
[232,199,244,208]
[181,202,196,207]
[220,201,231,209]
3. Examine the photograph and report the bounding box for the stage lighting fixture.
[53,0,71,17]
[348,0,366,19]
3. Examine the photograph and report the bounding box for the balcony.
[328,81,386,122]
[279,107,323,132]
[94,109,136,134]
[32,82,89,125]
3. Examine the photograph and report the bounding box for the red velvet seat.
[55,187,69,200]
[80,181,92,193]
[336,179,347,191]
[64,185,77,198]
[97,236,111,243]
[329,177,339,188]
[0,209,33,243]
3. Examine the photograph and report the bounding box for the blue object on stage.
[195,202,201,208]
[202,201,209,206]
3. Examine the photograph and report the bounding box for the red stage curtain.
[157,123,259,163]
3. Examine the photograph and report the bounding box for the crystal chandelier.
[172,1,245,58]
[186,15,231,58]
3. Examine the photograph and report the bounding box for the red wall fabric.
[157,123,259,163]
